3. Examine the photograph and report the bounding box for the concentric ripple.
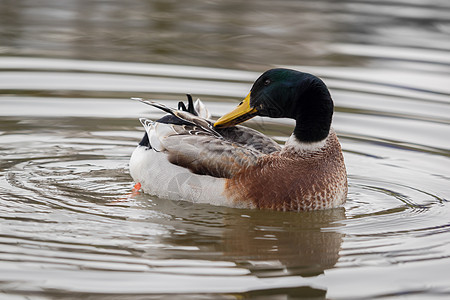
[1,55,450,298]
[1,0,450,297]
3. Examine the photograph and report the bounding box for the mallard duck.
[130,68,347,211]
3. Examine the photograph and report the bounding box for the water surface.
[1,0,450,299]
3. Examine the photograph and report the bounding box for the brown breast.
[224,132,347,211]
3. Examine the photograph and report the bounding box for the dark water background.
[0,0,449,299]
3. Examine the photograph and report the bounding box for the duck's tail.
[132,96,221,138]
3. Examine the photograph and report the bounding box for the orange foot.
[107,182,142,205]
[131,182,142,195]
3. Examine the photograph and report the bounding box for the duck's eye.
[264,79,271,86]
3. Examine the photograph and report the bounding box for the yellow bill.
[214,93,258,128]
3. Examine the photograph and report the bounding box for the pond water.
[1,1,450,299]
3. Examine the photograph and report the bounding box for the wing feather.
[133,98,220,137]
[217,125,281,154]
[163,133,262,178]
[135,99,274,179]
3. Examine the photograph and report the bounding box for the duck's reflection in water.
[153,198,345,276]
[220,207,345,278]
[149,199,345,298]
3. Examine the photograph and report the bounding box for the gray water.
[1,1,450,299]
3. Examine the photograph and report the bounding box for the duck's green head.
[214,68,334,142]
